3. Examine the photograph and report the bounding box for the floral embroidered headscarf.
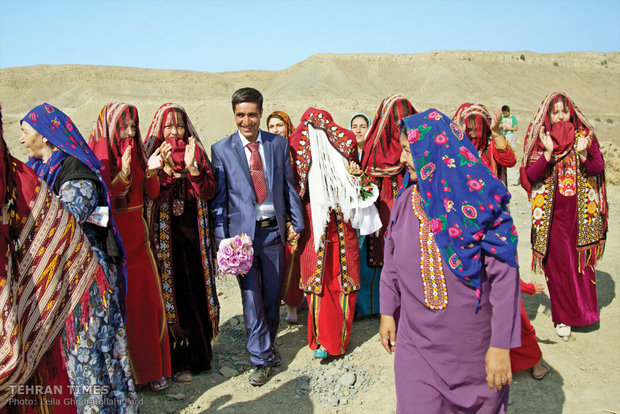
[401,109,519,291]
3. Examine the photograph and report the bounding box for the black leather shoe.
[249,366,271,386]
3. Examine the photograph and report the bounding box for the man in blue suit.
[211,87,304,386]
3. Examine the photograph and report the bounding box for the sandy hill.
[1,51,619,163]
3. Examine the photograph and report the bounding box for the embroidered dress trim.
[411,186,448,310]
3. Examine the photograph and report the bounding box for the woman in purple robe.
[379,109,521,413]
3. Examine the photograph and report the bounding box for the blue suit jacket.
[211,130,304,246]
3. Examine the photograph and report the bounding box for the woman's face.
[466,117,479,140]
[163,111,186,140]
[549,101,570,125]
[351,116,369,145]
[20,122,48,159]
[399,130,417,181]
[267,117,287,137]
[119,118,137,141]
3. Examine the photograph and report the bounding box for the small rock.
[339,372,356,387]
[229,317,240,327]
[220,366,239,378]
[332,396,340,407]
[354,347,362,353]
[167,393,185,401]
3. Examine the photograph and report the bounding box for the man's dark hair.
[232,87,263,111]
[501,105,510,112]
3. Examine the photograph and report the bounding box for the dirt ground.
[1,52,618,414]
[136,176,620,414]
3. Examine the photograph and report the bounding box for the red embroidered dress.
[88,103,171,385]
[521,92,607,327]
[144,103,219,374]
[289,109,361,356]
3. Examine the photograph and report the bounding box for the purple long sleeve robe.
[380,185,521,414]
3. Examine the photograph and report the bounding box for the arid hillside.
[1,51,618,162]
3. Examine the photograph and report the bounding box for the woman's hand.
[534,282,545,294]
[490,109,502,135]
[121,146,132,179]
[147,146,164,172]
[160,142,174,176]
[485,346,512,390]
[185,137,200,176]
[379,315,397,355]
[346,160,363,176]
[286,222,299,246]
[538,126,554,161]
[490,109,509,148]
[576,131,592,162]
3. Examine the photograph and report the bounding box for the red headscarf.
[89,102,147,189]
[361,94,416,177]
[453,103,492,154]
[520,91,595,192]
[289,108,357,199]
[144,103,210,173]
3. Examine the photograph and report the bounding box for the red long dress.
[110,160,172,383]
[88,103,171,385]
[289,108,361,356]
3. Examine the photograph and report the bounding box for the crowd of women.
[0,89,607,413]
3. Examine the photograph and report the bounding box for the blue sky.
[1,0,618,72]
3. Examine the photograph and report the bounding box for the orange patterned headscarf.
[266,110,295,138]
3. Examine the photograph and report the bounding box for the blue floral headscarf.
[401,109,518,292]
[22,103,128,310]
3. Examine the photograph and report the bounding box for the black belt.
[257,217,277,228]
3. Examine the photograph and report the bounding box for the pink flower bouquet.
[216,234,254,276]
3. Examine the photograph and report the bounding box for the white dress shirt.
[238,130,275,220]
